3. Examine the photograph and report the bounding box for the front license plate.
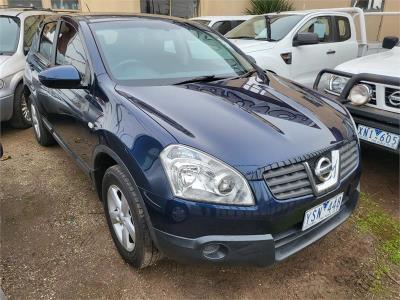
[302,193,343,231]
[357,125,400,150]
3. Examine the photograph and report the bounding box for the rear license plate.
[357,125,399,150]
[302,193,343,231]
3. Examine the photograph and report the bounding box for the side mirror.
[39,65,82,89]
[293,32,319,47]
[382,36,399,49]
[23,46,30,56]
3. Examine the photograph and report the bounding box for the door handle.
[326,50,336,55]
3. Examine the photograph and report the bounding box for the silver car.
[0,8,54,128]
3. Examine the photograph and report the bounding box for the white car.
[225,8,386,87]
[190,15,253,35]
[314,37,400,152]
[0,8,54,128]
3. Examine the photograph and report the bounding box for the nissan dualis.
[24,14,361,268]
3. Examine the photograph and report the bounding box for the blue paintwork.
[39,65,82,89]
[25,15,360,247]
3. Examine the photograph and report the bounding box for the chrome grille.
[264,164,313,200]
[340,141,359,178]
[385,87,400,110]
[264,141,359,200]
[367,84,377,105]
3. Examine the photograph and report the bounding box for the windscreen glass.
[226,15,303,41]
[0,16,21,55]
[90,19,253,85]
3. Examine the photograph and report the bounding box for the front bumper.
[346,105,400,152]
[0,94,14,122]
[149,179,360,266]
[313,69,400,153]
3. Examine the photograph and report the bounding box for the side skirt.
[41,116,93,178]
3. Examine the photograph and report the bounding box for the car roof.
[59,13,209,25]
[191,15,253,22]
[263,9,351,17]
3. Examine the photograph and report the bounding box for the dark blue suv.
[24,14,361,268]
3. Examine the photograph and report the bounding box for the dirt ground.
[1,126,399,299]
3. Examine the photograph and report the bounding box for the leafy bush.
[246,0,294,14]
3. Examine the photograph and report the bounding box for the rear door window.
[335,16,351,42]
[38,22,57,61]
[24,15,46,51]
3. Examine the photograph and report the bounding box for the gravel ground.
[1,126,399,299]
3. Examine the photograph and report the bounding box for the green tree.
[246,0,294,14]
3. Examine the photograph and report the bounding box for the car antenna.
[85,3,91,12]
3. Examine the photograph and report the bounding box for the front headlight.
[160,145,254,206]
[328,75,349,95]
[348,84,371,106]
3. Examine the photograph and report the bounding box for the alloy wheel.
[21,95,32,122]
[107,185,136,252]
[30,103,41,139]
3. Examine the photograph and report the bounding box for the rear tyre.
[102,165,161,269]
[9,84,32,129]
[30,100,55,146]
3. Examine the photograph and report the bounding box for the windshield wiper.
[254,37,276,41]
[228,36,253,39]
[173,75,228,85]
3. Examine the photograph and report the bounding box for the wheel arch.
[91,143,161,249]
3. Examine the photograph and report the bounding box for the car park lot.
[1,125,399,299]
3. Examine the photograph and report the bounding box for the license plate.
[302,193,343,231]
[357,125,400,150]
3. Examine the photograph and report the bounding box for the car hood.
[0,55,11,67]
[116,74,355,179]
[228,38,276,53]
[336,47,400,78]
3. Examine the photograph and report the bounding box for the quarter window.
[298,16,333,43]
[336,17,351,42]
[56,22,87,79]
[38,22,57,61]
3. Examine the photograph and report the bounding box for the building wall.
[199,0,250,16]
[80,0,140,13]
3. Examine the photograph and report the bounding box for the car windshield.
[90,19,253,85]
[0,16,21,55]
[226,14,304,41]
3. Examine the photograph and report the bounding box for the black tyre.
[9,84,32,129]
[102,165,161,268]
[30,100,55,146]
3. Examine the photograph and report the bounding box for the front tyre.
[102,165,161,269]
[30,100,55,146]
[9,84,32,129]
